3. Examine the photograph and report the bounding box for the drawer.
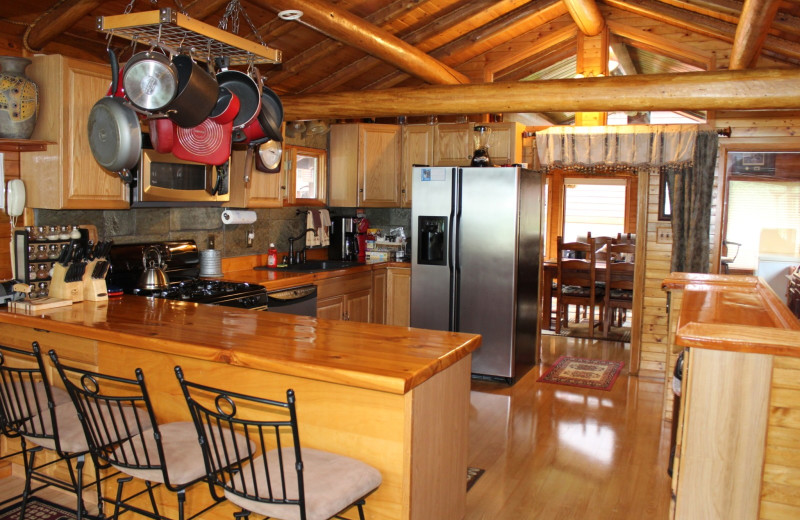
[315,271,373,299]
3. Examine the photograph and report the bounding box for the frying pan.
[232,85,283,144]
[88,49,141,183]
[216,58,260,132]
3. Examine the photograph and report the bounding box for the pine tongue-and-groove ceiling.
[0,0,799,121]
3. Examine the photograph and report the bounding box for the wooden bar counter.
[0,296,480,520]
[666,274,800,520]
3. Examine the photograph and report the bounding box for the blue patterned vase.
[0,56,38,139]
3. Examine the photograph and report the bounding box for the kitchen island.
[0,295,480,520]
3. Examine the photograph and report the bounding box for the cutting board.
[10,297,72,311]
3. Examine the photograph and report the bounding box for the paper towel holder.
[221,209,258,225]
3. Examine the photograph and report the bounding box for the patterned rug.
[0,497,76,520]
[536,356,625,391]
[467,467,485,491]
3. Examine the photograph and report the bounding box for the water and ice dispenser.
[417,216,447,266]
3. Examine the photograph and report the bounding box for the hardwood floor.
[465,334,672,519]
[0,335,672,520]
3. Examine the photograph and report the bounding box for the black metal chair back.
[175,366,306,515]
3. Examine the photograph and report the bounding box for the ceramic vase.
[0,56,38,139]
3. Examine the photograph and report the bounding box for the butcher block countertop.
[670,273,800,357]
[0,294,478,394]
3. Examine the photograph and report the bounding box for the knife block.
[49,263,83,302]
[82,260,108,302]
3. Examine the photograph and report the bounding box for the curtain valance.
[535,124,712,172]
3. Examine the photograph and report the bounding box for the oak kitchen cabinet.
[227,148,283,208]
[372,266,411,326]
[316,271,373,322]
[21,54,129,209]
[400,125,434,209]
[433,122,525,167]
[329,123,401,207]
[372,267,387,324]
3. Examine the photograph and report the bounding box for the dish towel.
[319,209,331,247]
[306,210,321,247]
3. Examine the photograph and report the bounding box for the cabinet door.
[386,268,411,326]
[285,146,327,207]
[22,55,128,209]
[345,288,372,323]
[358,125,401,207]
[317,294,345,320]
[227,149,284,208]
[372,268,388,324]
[401,125,434,208]
[433,123,471,166]
[486,122,524,165]
[329,124,359,207]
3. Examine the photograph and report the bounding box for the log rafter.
[730,0,782,68]
[25,0,105,51]
[282,68,800,120]
[564,0,606,35]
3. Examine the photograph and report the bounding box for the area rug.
[467,467,485,491]
[536,356,625,391]
[0,496,76,520]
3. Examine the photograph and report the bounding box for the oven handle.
[249,304,269,311]
[267,285,317,307]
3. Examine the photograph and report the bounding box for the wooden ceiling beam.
[25,0,105,51]
[729,0,782,68]
[248,0,470,84]
[563,0,606,35]
[281,68,800,119]
[184,0,231,21]
[610,39,638,74]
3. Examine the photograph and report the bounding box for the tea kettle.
[138,246,170,290]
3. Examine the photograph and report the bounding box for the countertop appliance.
[108,241,267,309]
[411,166,542,383]
[329,216,359,261]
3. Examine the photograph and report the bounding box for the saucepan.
[167,54,219,128]
[122,49,178,112]
[215,57,261,132]
[87,48,141,183]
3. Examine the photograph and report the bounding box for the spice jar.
[37,282,48,297]
[32,226,45,241]
[36,244,48,260]
[48,244,60,259]
[36,263,50,280]
[27,244,36,260]
[28,283,38,299]
[28,264,37,280]
[47,226,59,241]
[59,225,71,240]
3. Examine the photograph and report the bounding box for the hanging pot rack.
[96,8,282,67]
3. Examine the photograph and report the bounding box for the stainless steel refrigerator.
[411,166,542,383]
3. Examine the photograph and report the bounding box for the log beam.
[729,0,782,69]
[563,0,606,36]
[248,0,470,85]
[25,0,105,51]
[281,68,800,120]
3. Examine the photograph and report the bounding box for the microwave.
[133,149,230,206]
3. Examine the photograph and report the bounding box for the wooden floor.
[0,335,672,520]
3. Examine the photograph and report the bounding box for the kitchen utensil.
[166,54,218,128]
[87,48,141,183]
[122,50,178,112]
[148,117,175,153]
[139,246,170,290]
[209,87,240,124]
[171,117,234,166]
[215,58,260,131]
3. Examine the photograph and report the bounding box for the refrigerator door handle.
[450,167,462,331]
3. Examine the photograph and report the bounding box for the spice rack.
[13,226,97,298]
[96,8,282,66]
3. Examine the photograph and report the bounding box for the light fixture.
[278,9,303,20]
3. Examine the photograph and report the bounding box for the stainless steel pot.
[122,50,178,112]
[138,246,170,290]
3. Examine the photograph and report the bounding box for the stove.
[108,241,268,310]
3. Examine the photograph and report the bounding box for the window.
[284,145,326,206]
[562,178,627,242]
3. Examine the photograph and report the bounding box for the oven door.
[136,149,230,205]
[267,285,317,317]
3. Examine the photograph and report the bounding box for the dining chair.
[603,242,636,336]
[616,232,636,245]
[0,342,98,519]
[555,237,604,337]
[175,366,382,520]
[48,351,227,520]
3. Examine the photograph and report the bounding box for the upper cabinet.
[21,55,129,209]
[433,122,525,167]
[227,148,283,208]
[329,123,401,207]
[285,145,327,207]
[400,125,434,209]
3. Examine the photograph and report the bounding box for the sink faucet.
[288,228,317,264]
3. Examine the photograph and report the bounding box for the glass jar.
[70,225,82,240]
[28,264,36,280]
[35,244,48,260]
[28,283,38,299]
[36,263,49,280]
[27,244,36,260]
[32,226,45,241]
[37,281,48,297]
[59,225,71,240]
[48,244,60,259]
[47,225,59,241]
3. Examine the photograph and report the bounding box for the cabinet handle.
[359,188,364,193]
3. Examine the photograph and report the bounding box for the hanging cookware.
[122,50,178,112]
[216,58,260,132]
[138,246,170,291]
[166,54,218,128]
[257,86,284,141]
[209,86,241,124]
[88,48,141,183]
[148,117,174,153]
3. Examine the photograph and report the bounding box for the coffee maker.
[329,216,359,261]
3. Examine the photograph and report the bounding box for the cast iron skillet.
[87,49,141,183]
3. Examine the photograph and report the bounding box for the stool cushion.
[225,447,382,520]
[113,421,253,486]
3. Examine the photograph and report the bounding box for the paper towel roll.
[221,209,258,225]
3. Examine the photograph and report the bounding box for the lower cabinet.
[316,271,373,322]
[386,268,410,326]
[372,267,387,324]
